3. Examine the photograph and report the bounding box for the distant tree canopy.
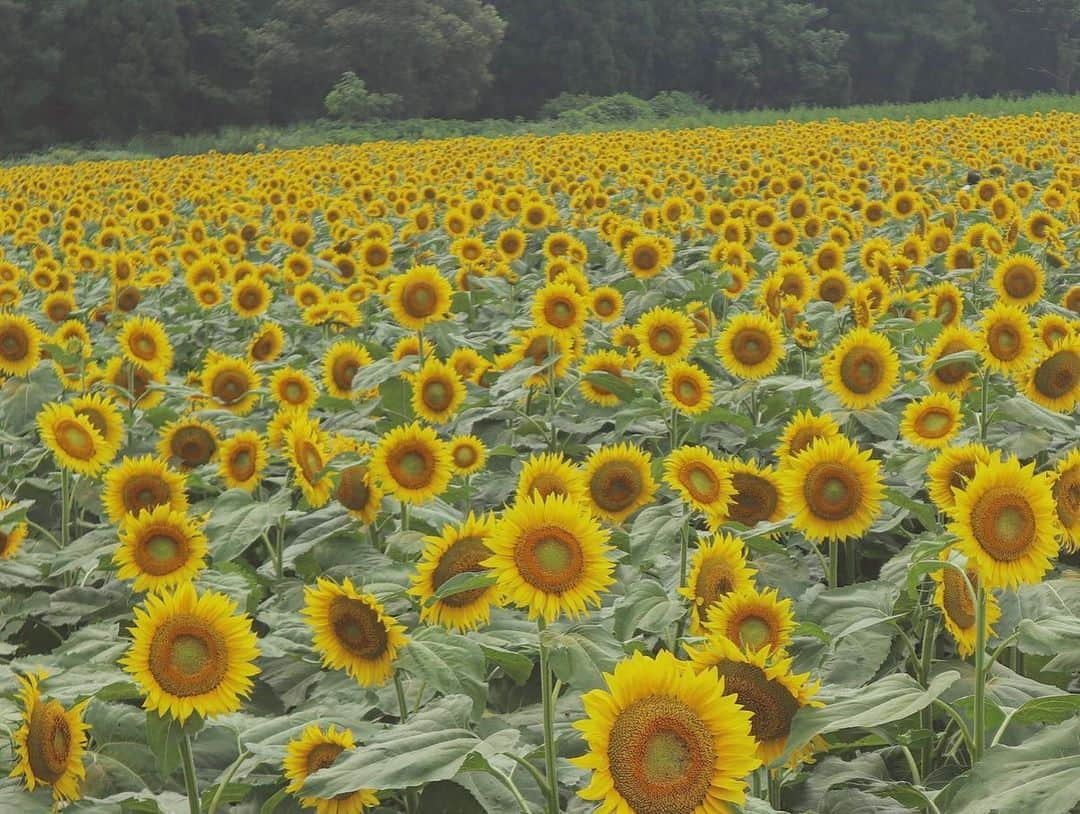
[1,0,1078,151]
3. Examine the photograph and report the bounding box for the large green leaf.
[398,627,489,717]
[205,488,292,563]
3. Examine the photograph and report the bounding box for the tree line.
[1,0,1077,152]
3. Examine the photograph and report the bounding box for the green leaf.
[1008,694,1080,726]
[613,579,684,639]
[427,571,498,606]
[543,623,623,691]
[145,712,202,779]
[853,409,899,439]
[205,488,291,563]
[939,717,1080,814]
[883,488,938,532]
[1017,616,1080,672]
[994,395,1077,437]
[583,371,638,402]
[398,627,489,717]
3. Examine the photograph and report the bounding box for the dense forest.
[0,0,1078,151]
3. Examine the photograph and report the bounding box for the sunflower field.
[0,110,1078,814]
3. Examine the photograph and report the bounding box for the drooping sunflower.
[71,393,124,451]
[712,459,787,530]
[1019,335,1079,414]
[285,413,334,508]
[900,393,963,449]
[103,455,189,523]
[706,586,795,653]
[821,327,899,410]
[158,417,219,470]
[117,316,174,375]
[385,265,452,330]
[928,283,963,327]
[37,402,117,476]
[683,636,823,767]
[371,421,452,505]
[663,446,734,516]
[1052,449,1080,551]
[409,513,501,631]
[248,322,285,363]
[411,358,466,423]
[10,670,91,802]
[979,302,1035,374]
[635,306,696,366]
[0,313,43,376]
[114,505,208,593]
[269,366,319,410]
[283,724,379,814]
[121,582,259,723]
[662,360,713,415]
[582,443,658,525]
[780,435,883,542]
[333,459,383,524]
[775,410,840,462]
[323,340,374,400]
[303,577,408,687]
[515,451,588,504]
[448,434,487,476]
[924,326,981,395]
[578,349,631,407]
[680,532,757,635]
[573,649,761,814]
[0,496,28,559]
[201,354,262,415]
[103,356,166,410]
[218,431,268,492]
[484,493,614,623]
[931,551,1001,657]
[926,443,993,513]
[950,453,1059,589]
[716,312,785,380]
[991,254,1045,308]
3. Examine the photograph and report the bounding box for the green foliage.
[324,72,402,122]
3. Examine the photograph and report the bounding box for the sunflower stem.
[827,539,840,589]
[395,672,420,814]
[537,618,560,814]
[486,764,532,814]
[417,328,425,370]
[59,468,71,549]
[972,583,988,762]
[205,750,250,814]
[978,368,991,441]
[918,615,937,776]
[179,733,201,814]
[768,768,783,808]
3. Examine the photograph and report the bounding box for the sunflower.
[1051,449,1080,551]
[579,350,631,407]
[635,306,696,365]
[218,431,268,492]
[1020,335,1079,413]
[780,436,883,542]
[664,446,734,516]
[385,265,452,330]
[121,582,260,722]
[713,459,787,529]
[900,393,963,449]
[680,532,757,635]
[662,361,713,415]
[371,421,452,505]
[950,453,1059,589]
[114,505,208,593]
[532,281,587,337]
[10,670,90,802]
[70,393,123,448]
[706,586,795,653]
[589,286,624,323]
[515,451,587,504]
[623,234,674,278]
[683,637,822,767]
[484,493,613,623]
[928,283,963,327]
[931,551,1000,657]
[283,724,379,814]
[0,313,43,376]
[448,347,490,385]
[37,402,117,476]
[926,443,993,513]
[270,366,319,410]
[103,455,189,524]
[117,316,174,375]
[573,649,760,814]
[285,414,334,508]
[103,356,166,410]
[158,417,219,470]
[0,496,28,559]
[716,312,785,379]
[448,434,487,476]
[201,355,262,415]
[333,458,383,524]
[303,577,408,687]
[412,358,466,423]
[925,326,981,395]
[775,410,840,461]
[496,327,575,387]
[583,443,658,525]
[248,322,285,363]
[991,255,1044,308]
[231,277,272,318]
[323,340,374,400]
[979,302,1035,374]
[409,513,501,631]
[821,327,899,410]
[495,228,527,261]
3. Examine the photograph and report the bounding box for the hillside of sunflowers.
[0,109,1078,814]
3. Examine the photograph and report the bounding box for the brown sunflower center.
[1003,267,1036,299]
[732,328,772,366]
[1033,348,1078,399]
[714,661,799,744]
[839,346,884,394]
[172,426,216,467]
[55,418,96,460]
[387,443,435,490]
[788,427,825,457]
[729,472,779,526]
[295,440,324,484]
[133,529,189,576]
[544,297,576,329]
[949,459,979,495]
[941,568,977,629]
[649,326,680,356]
[306,742,345,774]
[736,616,772,650]
[1053,468,1079,529]
[607,694,716,814]
[366,246,388,267]
[239,288,262,310]
[432,536,491,607]
[514,526,584,593]
[148,614,228,697]
[987,323,1021,360]
[594,296,616,316]
[633,246,660,272]
[131,333,158,360]
[211,370,250,405]
[27,699,72,784]
[970,486,1037,561]
[328,596,388,659]
[402,281,438,318]
[803,462,862,521]
[282,380,308,404]
[914,407,955,439]
[590,459,643,514]
[819,277,847,303]
[679,464,722,504]
[674,376,702,405]
[251,335,276,361]
[228,447,256,482]
[332,354,361,393]
[420,377,453,412]
[527,473,569,500]
[452,445,478,469]
[335,464,373,512]
[122,474,172,515]
[694,557,735,614]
